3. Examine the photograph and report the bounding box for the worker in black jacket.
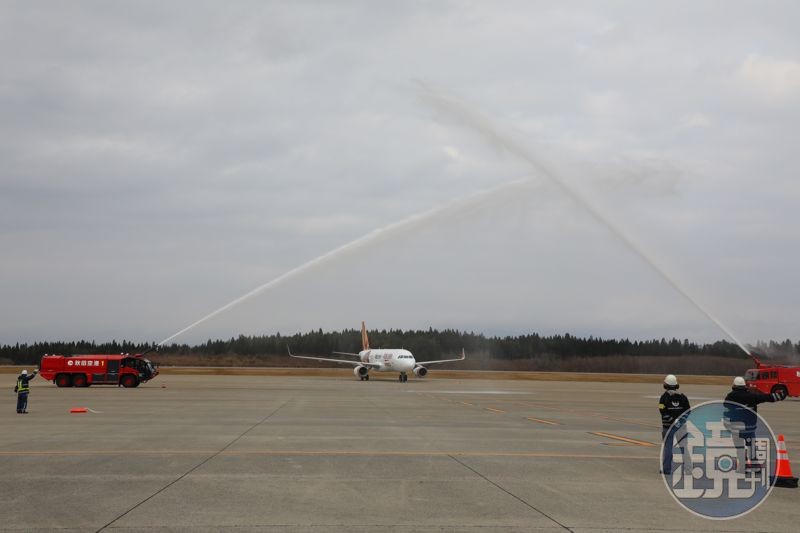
[724,376,786,446]
[15,369,38,414]
[659,374,690,475]
[725,376,786,409]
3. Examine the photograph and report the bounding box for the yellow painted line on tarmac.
[507,400,660,429]
[484,407,506,414]
[0,450,211,456]
[590,431,657,447]
[0,449,656,460]
[527,417,560,426]
[596,414,661,429]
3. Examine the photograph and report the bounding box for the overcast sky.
[1,1,798,347]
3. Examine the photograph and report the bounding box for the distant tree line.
[2,328,798,367]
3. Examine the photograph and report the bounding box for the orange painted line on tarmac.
[527,417,560,426]
[590,431,656,447]
[0,449,656,460]
[484,407,506,414]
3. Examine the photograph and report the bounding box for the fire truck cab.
[39,354,158,388]
[744,353,800,398]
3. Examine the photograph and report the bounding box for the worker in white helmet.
[724,376,786,465]
[726,376,786,408]
[15,368,39,414]
[659,374,690,475]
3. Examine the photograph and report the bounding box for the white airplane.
[287,321,465,382]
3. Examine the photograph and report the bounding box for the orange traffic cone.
[775,434,798,488]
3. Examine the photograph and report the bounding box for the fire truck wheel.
[72,374,88,387]
[772,384,788,398]
[121,375,139,388]
[55,374,72,387]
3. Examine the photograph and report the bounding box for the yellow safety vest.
[17,377,29,393]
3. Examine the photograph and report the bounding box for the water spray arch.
[159,83,750,356]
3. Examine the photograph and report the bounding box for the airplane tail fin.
[361,321,370,351]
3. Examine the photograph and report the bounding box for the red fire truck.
[39,354,159,388]
[744,352,800,398]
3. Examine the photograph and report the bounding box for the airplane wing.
[416,348,466,366]
[333,351,360,356]
[287,346,380,368]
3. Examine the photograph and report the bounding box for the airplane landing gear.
[399,373,408,382]
[360,374,369,381]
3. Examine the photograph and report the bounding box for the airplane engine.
[413,366,428,378]
[354,365,369,378]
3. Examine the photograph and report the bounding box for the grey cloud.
[1,2,798,346]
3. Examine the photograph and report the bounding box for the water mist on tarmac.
[415,81,751,356]
[158,177,536,346]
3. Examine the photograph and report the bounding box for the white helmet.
[733,376,746,388]
[21,369,28,375]
[664,374,678,388]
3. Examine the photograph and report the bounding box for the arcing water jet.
[416,81,751,356]
[158,177,535,346]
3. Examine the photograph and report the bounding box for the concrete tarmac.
[2,374,799,532]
